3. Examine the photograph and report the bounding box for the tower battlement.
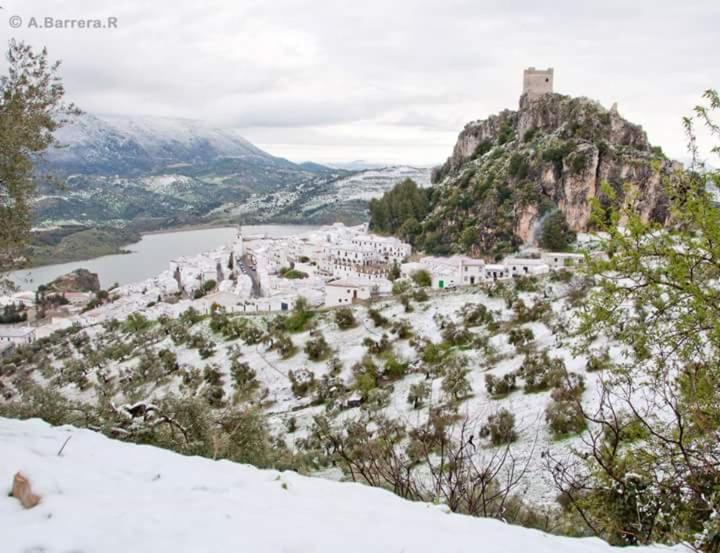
[522,67,554,99]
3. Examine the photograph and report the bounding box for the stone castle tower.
[522,67,554,100]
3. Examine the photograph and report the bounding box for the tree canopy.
[0,40,78,274]
[550,90,720,550]
[368,178,430,242]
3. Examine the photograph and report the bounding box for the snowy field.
[1,417,677,553]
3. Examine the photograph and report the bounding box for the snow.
[53,112,264,160]
[0,417,676,553]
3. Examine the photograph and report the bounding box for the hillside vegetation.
[370,93,682,257]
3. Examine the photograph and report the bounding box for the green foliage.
[391,279,411,296]
[304,331,331,361]
[538,210,576,251]
[407,381,431,409]
[519,351,566,393]
[485,373,518,398]
[586,351,613,372]
[497,122,515,145]
[481,408,517,445]
[281,269,309,279]
[555,91,720,550]
[123,313,152,334]
[460,303,493,327]
[334,307,357,330]
[441,356,472,400]
[474,139,493,158]
[542,140,573,173]
[368,307,389,328]
[289,369,316,398]
[281,297,314,333]
[368,178,430,242]
[0,40,79,272]
[411,269,432,287]
[509,153,529,179]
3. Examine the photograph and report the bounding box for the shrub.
[335,307,357,330]
[550,372,586,402]
[481,408,518,445]
[520,352,566,393]
[513,299,551,323]
[392,280,411,296]
[523,127,539,143]
[269,333,297,359]
[514,275,539,292]
[231,360,259,398]
[441,322,473,347]
[441,357,472,400]
[289,369,316,398]
[545,399,586,437]
[485,373,518,398]
[461,303,493,327]
[508,327,535,349]
[383,354,408,380]
[305,332,331,361]
[352,355,380,401]
[124,313,151,334]
[411,269,432,287]
[391,319,413,340]
[283,297,314,332]
[509,153,529,179]
[539,210,576,252]
[282,269,309,279]
[368,308,389,328]
[407,381,431,409]
[586,351,612,372]
[363,334,392,355]
[474,139,493,157]
[412,288,429,302]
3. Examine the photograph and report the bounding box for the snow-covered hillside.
[1,417,672,553]
[48,113,280,175]
[215,165,432,223]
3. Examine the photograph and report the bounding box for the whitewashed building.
[0,326,37,345]
[541,252,584,268]
[324,281,375,307]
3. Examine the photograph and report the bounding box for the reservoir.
[9,225,319,291]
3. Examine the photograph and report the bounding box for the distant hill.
[46,113,294,176]
[211,165,432,225]
[34,113,346,227]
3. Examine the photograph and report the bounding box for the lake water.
[9,225,319,291]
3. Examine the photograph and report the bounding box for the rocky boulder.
[46,269,101,293]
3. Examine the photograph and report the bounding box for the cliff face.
[423,93,680,256]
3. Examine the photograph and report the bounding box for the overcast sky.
[3,0,719,165]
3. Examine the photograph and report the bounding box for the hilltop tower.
[522,67,554,100]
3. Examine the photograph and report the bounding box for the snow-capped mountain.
[47,113,294,176]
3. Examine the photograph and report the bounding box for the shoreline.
[21,221,325,271]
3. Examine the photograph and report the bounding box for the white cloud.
[2,0,718,164]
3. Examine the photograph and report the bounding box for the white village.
[0,222,585,350]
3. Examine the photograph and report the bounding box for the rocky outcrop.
[47,269,101,293]
[423,93,681,254]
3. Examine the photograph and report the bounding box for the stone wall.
[522,67,554,99]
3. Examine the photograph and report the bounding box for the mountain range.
[35,113,429,228]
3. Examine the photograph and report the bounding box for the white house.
[0,326,37,345]
[324,281,374,307]
[483,263,510,281]
[541,252,584,268]
[504,257,550,277]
